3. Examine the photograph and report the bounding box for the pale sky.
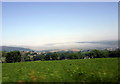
[2,2,118,46]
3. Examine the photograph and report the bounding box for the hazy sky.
[2,2,118,46]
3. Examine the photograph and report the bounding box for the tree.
[90,49,102,58]
[6,51,21,63]
[58,52,65,60]
[108,49,120,57]
[67,52,75,59]
[100,50,109,58]
[51,52,58,60]
[44,53,51,60]
[33,54,44,61]
[1,51,7,57]
[77,51,83,59]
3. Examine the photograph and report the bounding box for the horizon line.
[1,40,118,47]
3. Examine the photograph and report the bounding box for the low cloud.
[76,40,118,46]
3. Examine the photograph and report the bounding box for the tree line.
[1,49,120,63]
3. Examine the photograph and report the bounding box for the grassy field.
[0,63,2,83]
[2,58,119,83]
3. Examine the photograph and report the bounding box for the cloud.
[76,40,118,46]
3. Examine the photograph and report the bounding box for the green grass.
[2,58,119,82]
[0,63,2,83]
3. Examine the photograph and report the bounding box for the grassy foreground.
[2,58,119,82]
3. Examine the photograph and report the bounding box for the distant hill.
[0,46,33,52]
